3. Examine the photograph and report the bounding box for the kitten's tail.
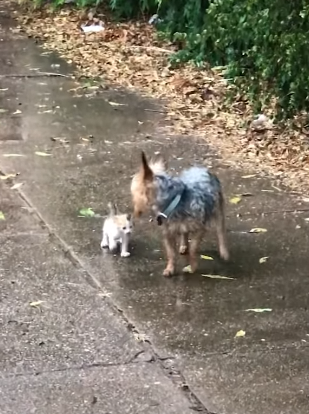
[107,202,118,216]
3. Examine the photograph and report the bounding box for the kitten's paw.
[101,242,109,249]
[121,251,131,258]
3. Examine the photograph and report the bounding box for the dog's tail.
[107,202,118,216]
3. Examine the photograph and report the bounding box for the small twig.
[128,45,174,54]
[144,108,167,113]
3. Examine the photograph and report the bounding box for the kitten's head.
[119,213,133,234]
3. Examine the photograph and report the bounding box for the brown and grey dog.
[131,152,229,277]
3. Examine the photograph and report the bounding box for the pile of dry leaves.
[15,5,309,192]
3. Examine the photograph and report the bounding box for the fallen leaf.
[200,255,214,260]
[235,330,246,338]
[249,228,268,233]
[108,101,126,107]
[229,196,242,205]
[305,218,309,222]
[0,88,8,92]
[3,154,24,157]
[259,256,269,263]
[78,207,95,218]
[183,265,193,273]
[245,308,272,313]
[35,151,52,157]
[0,173,17,180]
[0,211,5,220]
[0,108,8,113]
[38,109,53,114]
[241,175,256,179]
[12,109,22,115]
[11,183,23,190]
[302,197,309,203]
[202,274,235,280]
[29,300,44,307]
[133,332,149,342]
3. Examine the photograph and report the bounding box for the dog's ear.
[141,151,153,181]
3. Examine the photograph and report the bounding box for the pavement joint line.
[0,72,73,79]
[226,207,309,218]
[7,185,212,414]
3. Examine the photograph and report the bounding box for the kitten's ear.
[126,213,132,221]
[141,151,153,181]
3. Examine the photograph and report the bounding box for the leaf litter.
[0,173,18,180]
[29,300,44,307]
[11,183,23,190]
[78,207,95,218]
[249,228,268,233]
[245,308,272,313]
[202,274,235,280]
[35,151,52,157]
[229,196,242,205]
[235,330,246,338]
[200,255,214,260]
[3,154,25,157]
[15,7,309,192]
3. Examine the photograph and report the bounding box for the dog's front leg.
[162,232,176,277]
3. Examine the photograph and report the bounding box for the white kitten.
[101,203,133,257]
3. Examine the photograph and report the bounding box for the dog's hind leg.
[183,230,203,273]
[179,232,189,255]
[162,232,177,277]
[215,192,229,261]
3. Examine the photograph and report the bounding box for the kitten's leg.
[108,237,118,253]
[120,234,130,258]
[101,231,109,249]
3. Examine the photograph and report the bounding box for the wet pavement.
[1,3,309,413]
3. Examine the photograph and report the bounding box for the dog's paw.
[163,266,174,277]
[121,251,131,258]
[179,245,188,255]
[220,248,230,261]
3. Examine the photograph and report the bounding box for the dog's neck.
[154,174,185,214]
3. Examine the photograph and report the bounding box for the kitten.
[101,202,133,257]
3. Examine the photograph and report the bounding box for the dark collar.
[156,191,183,226]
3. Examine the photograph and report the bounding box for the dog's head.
[131,152,165,218]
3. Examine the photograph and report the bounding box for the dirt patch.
[13,3,309,193]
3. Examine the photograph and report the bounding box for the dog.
[131,152,229,276]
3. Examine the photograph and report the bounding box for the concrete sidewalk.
[1,2,309,413]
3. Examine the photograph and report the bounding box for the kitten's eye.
[130,226,133,229]
[122,227,126,230]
